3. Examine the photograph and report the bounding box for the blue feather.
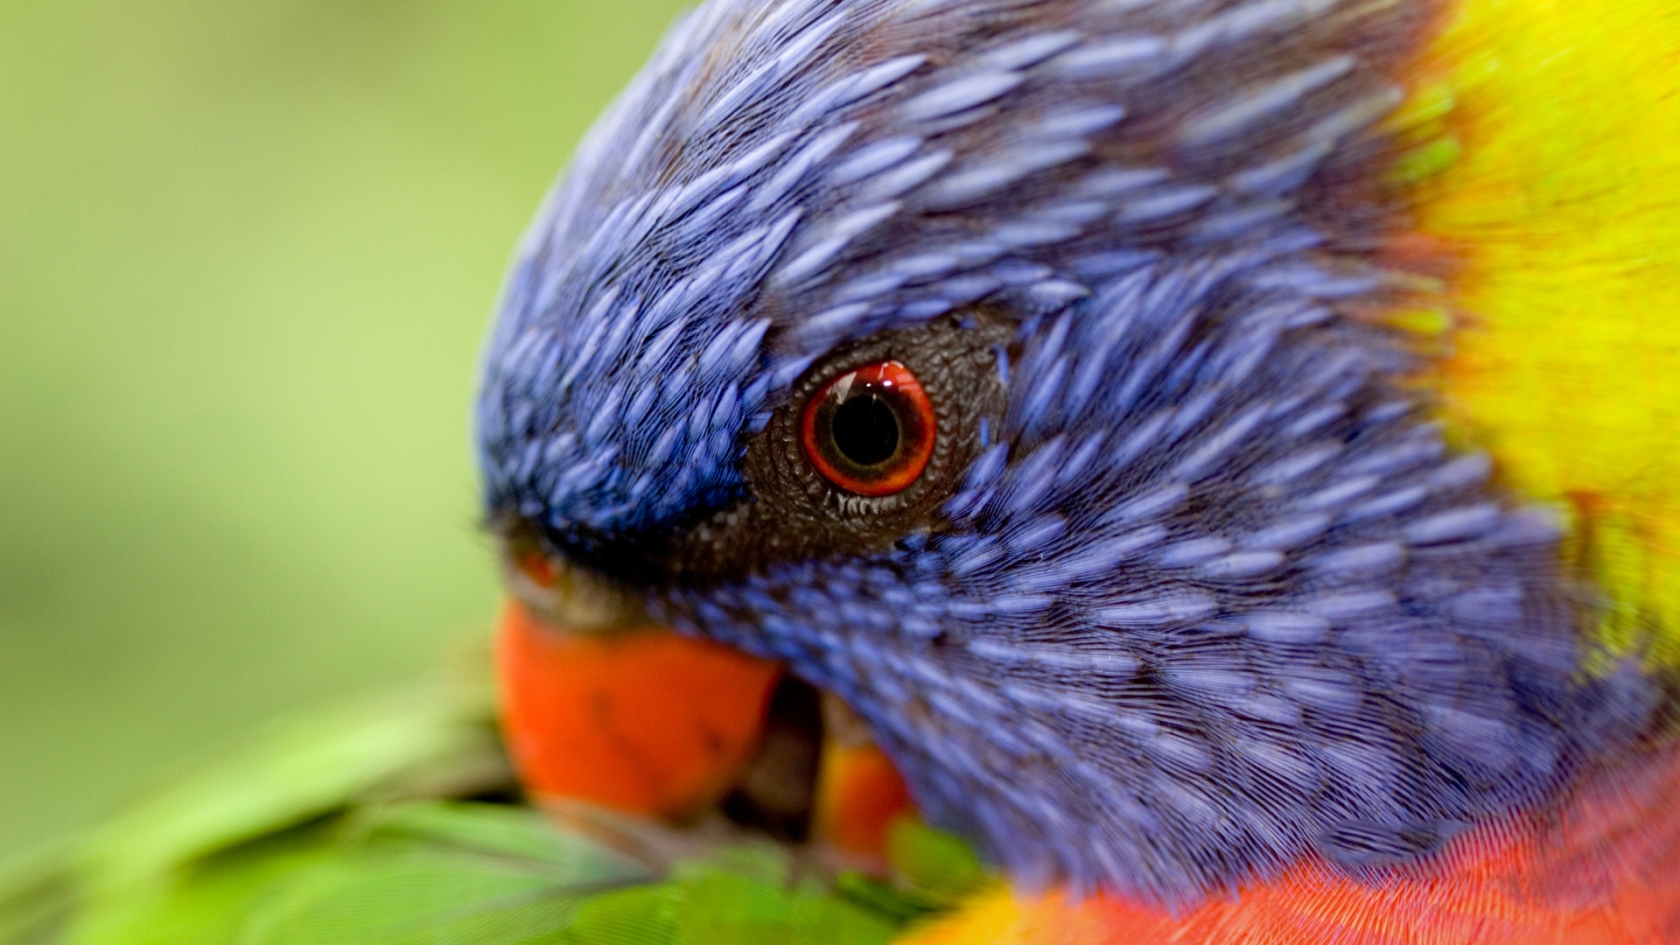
[475,0,1658,906]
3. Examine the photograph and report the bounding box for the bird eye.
[800,360,936,497]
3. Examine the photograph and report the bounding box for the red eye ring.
[800,360,936,497]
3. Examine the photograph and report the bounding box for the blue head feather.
[477,0,1651,905]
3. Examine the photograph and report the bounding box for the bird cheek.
[496,597,782,818]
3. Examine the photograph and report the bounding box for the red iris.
[800,360,936,497]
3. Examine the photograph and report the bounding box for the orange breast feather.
[905,745,1680,945]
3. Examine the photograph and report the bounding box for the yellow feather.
[1405,0,1680,663]
[899,889,1027,945]
[896,4,1680,942]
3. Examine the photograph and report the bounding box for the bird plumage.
[909,743,1680,943]
[476,0,1668,906]
[1405,0,1680,668]
[7,0,1675,942]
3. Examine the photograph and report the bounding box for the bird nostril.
[497,535,649,635]
[516,546,560,589]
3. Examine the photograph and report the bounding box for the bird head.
[475,0,1618,905]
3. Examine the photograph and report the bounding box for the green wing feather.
[0,684,985,945]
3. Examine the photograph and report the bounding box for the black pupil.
[831,395,899,467]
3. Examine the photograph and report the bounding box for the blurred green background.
[0,0,686,859]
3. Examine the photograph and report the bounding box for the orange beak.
[816,738,914,856]
[497,591,916,856]
[497,598,782,818]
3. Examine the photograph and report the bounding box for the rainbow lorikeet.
[7,0,1680,942]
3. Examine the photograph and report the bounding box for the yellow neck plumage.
[1403,0,1680,665]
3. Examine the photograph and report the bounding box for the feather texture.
[1403,0,1680,667]
[904,743,1680,944]
[475,0,1680,917]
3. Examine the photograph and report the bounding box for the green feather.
[0,685,989,945]
[79,687,507,893]
[883,821,989,910]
